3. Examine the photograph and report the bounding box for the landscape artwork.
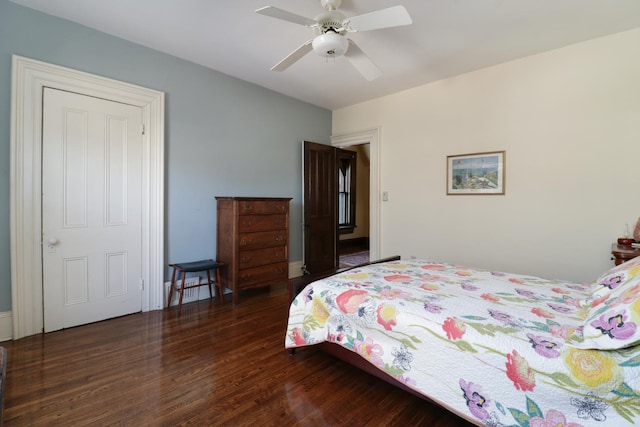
[447,151,505,195]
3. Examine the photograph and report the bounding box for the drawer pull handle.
[241,275,252,281]
[242,204,253,212]
[240,239,253,246]
[242,221,253,227]
[275,236,284,241]
[241,257,252,263]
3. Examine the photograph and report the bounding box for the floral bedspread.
[284,260,640,427]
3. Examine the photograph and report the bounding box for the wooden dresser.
[216,197,291,304]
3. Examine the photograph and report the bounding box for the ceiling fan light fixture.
[312,30,348,58]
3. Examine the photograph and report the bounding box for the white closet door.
[42,87,143,332]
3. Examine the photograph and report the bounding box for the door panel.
[42,87,143,332]
[303,141,337,274]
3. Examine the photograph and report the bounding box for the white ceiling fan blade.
[345,5,412,32]
[271,40,314,71]
[344,39,382,81]
[255,6,317,27]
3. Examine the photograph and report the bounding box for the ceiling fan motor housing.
[314,10,347,34]
[320,0,342,11]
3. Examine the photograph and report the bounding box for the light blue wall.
[0,0,332,311]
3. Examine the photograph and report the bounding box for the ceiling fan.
[255,0,412,81]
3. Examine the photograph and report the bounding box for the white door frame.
[10,55,165,339]
[331,127,380,260]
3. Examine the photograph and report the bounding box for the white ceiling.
[10,0,640,110]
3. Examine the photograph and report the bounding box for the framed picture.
[447,151,505,195]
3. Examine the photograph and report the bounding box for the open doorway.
[301,128,380,276]
[331,127,380,262]
[338,144,370,267]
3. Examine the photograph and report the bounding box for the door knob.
[47,237,59,246]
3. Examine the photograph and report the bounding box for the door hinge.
[139,278,144,290]
[141,123,145,135]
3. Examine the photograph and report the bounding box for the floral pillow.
[588,256,640,298]
[573,257,640,350]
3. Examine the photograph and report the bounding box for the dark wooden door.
[303,141,337,274]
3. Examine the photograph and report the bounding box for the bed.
[285,256,640,426]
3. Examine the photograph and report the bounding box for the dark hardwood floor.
[2,283,475,426]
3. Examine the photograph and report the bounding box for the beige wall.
[333,28,640,283]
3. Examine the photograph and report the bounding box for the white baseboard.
[164,261,304,307]
[164,277,227,308]
[2,261,306,335]
[0,261,307,335]
[0,311,13,342]
[289,260,304,279]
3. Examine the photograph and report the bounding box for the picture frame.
[447,151,505,195]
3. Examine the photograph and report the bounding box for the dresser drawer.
[238,200,289,215]
[239,230,287,250]
[238,262,288,288]
[238,246,287,269]
[238,214,287,233]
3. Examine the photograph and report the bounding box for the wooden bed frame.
[287,256,429,400]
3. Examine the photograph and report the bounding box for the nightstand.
[611,243,640,266]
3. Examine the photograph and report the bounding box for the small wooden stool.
[168,259,224,314]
